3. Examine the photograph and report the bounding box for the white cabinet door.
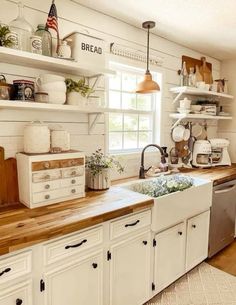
[109,231,151,305]
[186,210,210,271]
[154,222,186,293]
[44,250,103,305]
[0,281,32,305]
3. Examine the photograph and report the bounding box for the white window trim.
[105,54,165,156]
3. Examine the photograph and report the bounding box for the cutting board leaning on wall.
[0,147,19,207]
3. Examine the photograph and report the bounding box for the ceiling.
[72,0,236,60]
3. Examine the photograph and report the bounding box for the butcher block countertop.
[180,164,236,186]
[0,187,153,255]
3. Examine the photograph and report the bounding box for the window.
[108,62,162,153]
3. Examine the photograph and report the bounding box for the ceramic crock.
[23,121,50,153]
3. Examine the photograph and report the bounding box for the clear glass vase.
[35,24,52,56]
[9,2,33,52]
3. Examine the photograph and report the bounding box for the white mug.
[36,74,65,86]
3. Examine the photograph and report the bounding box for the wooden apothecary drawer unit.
[16,151,85,208]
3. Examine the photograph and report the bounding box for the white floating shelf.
[0,100,151,115]
[170,86,234,104]
[0,47,115,77]
[169,113,232,120]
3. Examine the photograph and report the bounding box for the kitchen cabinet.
[186,210,210,271]
[43,250,103,305]
[0,281,32,305]
[109,230,151,305]
[154,222,186,293]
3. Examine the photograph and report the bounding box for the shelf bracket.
[88,112,102,134]
[171,117,184,129]
[172,91,183,104]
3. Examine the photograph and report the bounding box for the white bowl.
[36,74,65,86]
[191,105,202,113]
[172,125,185,142]
[38,81,66,92]
[177,108,191,114]
[47,91,66,104]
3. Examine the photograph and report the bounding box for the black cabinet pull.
[192,224,196,228]
[0,267,11,277]
[16,299,23,305]
[92,263,98,269]
[143,240,147,245]
[65,239,87,249]
[125,220,140,227]
[178,231,183,235]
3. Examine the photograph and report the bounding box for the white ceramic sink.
[121,176,213,233]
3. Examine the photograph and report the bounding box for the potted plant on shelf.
[86,149,124,190]
[65,78,94,106]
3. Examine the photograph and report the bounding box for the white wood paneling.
[0,0,221,179]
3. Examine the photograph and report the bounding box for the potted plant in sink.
[86,149,124,190]
[65,77,94,106]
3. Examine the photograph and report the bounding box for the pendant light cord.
[146,25,150,73]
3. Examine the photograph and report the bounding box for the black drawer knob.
[143,240,148,245]
[192,224,196,228]
[92,263,98,269]
[178,231,183,235]
[16,299,23,305]
[0,267,11,277]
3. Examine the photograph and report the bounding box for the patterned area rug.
[146,262,236,305]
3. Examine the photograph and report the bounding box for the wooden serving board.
[0,147,19,207]
[182,55,212,73]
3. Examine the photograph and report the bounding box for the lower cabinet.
[43,251,103,305]
[153,210,210,293]
[0,281,32,305]
[154,222,186,293]
[109,230,151,305]
[186,210,210,271]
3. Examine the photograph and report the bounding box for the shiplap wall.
[0,0,221,179]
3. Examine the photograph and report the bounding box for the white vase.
[87,168,111,190]
[67,92,87,106]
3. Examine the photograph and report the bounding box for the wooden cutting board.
[0,147,19,207]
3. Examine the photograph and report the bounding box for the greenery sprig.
[86,149,124,176]
[0,24,13,47]
[65,78,94,97]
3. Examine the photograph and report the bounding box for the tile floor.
[146,262,236,305]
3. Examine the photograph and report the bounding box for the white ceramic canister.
[24,121,50,153]
[179,97,191,109]
[51,126,70,151]
[58,40,71,58]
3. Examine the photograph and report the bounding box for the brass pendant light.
[136,21,160,94]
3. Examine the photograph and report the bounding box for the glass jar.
[9,2,33,52]
[35,24,52,56]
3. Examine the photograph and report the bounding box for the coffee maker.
[209,138,231,166]
[192,140,212,168]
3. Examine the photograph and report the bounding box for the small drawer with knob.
[0,251,32,285]
[0,280,32,305]
[60,158,84,168]
[43,226,103,265]
[32,180,61,193]
[60,176,85,188]
[32,169,61,183]
[110,210,151,240]
[32,160,60,171]
[61,166,84,178]
[32,189,61,204]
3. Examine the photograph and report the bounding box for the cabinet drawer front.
[60,158,84,168]
[61,166,84,178]
[0,251,31,284]
[32,180,61,193]
[32,160,60,171]
[32,186,84,204]
[32,169,61,183]
[61,176,85,188]
[43,226,103,265]
[0,281,32,305]
[110,210,151,240]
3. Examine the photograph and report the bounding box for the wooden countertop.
[0,187,153,255]
[179,164,236,186]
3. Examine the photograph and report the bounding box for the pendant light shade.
[136,21,160,94]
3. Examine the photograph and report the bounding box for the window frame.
[105,57,163,155]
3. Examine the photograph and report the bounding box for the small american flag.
[46,0,59,52]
